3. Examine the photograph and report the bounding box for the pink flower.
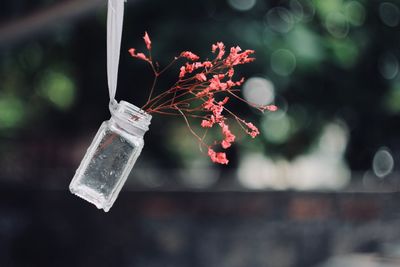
[212,42,225,60]
[202,61,213,68]
[201,119,214,128]
[179,66,186,78]
[209,75,227,91]
[128,48,136,57]
[221,140,231,149]
[194,62,203,68]
[195,88,210,97]
[220,122,235,148]
[259,105,278,112]
[213,105,224,121]
[221,124,235,142]
[249,131,258,138]
[227,80,235,88]
[236,77,245,86]
[228,68,234,78]
[143,31,151,50]
[180,62,207,80]
[128,49,150,62]
[184,63,197,73]
[208,148,229,164]
[201,96,225,124]
[218,97,229,106]
[129,34,262,165]
[232,46,241,52]
[225,47,255,67]
[202,97,215,110]
[136,53,150,62]
[195,73,207,81]
[185,63,194,73]
[246,122,260,138]
[180,51,200,61]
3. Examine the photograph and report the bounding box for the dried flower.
[128,48,150,62]
[212,42,225,60]
[208,148,229,165]
[220,122,235,149]
[143,31,151,50]
[180,51,200,61]
[245,122,260,138]
[128,32,276,164]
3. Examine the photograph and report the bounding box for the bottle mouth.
[119,100,152,123]
[109,100,152,132]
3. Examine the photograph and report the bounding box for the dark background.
[1,0,400,266]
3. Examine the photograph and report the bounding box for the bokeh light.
[289,0,304,22]
[242,77,275,106]
[238,153,281,190]
[227,0,257,12]
[0,96,25,129]
[287,122,350,190]
[378,52,399,80]
[288,153,350,190]
[318,122,348,156]
[330,38,359,68]
[372,147,394,178]
[238,122,350,190]
[262,110,292,144]
[39,70,76,110]
[325,12,349,38]
[344,1,366,26]
[293,0,315,22]
[265,7,294,33]
[384,83,400,113]
[314,0,342,16]
[270,49,296,76]
[287,25,323,66]
[379,2,400,27]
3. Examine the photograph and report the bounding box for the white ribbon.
[107,0,125,105]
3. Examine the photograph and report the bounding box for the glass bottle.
[69,100,151,212]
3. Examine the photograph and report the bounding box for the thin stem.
[143,74,158,107]
[199,128,209,152]
[154,91,197,111]
[145,81,186,110]
[144,62,216,110]
[158,57,179,75]
[148,108,207,119]
[147,85,184,110]
[176,107,208,148]
[227,90,264,111]
[222,105,249,131]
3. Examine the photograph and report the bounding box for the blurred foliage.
[1,0,400,174]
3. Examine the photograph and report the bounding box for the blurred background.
[2,0,400,266]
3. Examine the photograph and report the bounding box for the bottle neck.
[109,100,152,137]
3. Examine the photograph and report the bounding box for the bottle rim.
[109,100,152,133]
[119,100,152,121]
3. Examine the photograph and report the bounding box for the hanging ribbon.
[107,0,125,108]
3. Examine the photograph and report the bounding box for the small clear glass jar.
[69,100,151,212]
